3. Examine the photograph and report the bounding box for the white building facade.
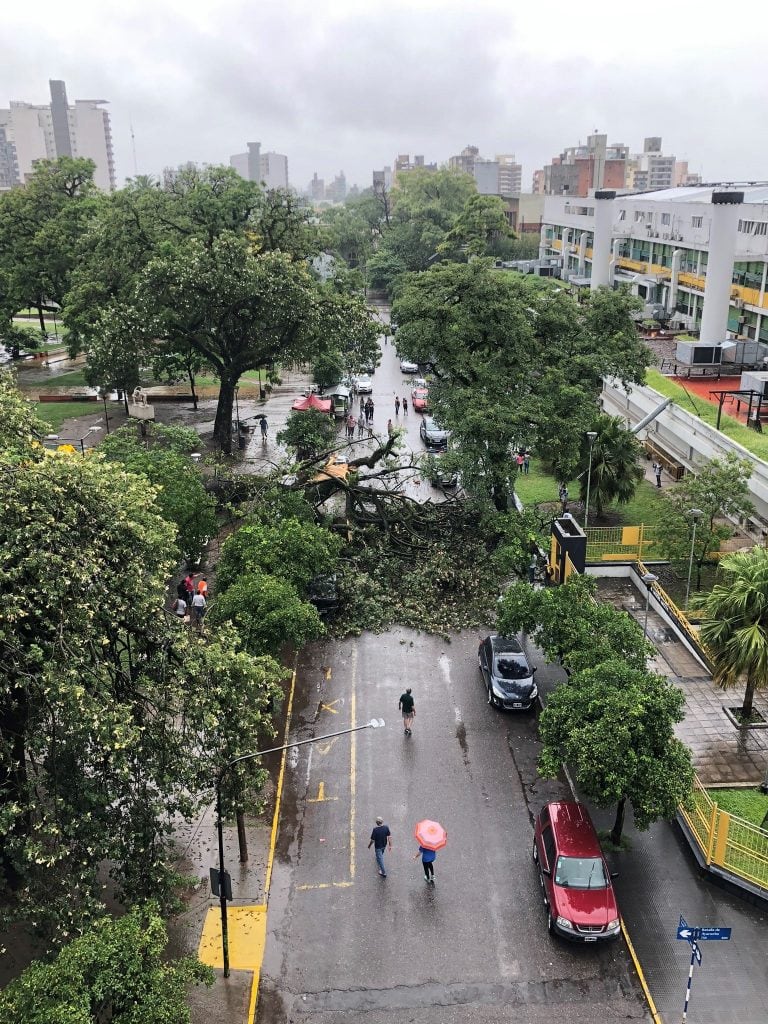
[0,81,115,191]
[540,185,768,344]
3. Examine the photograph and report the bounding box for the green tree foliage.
[486,233,540,261]
[312,349,347,391]
[392,262,647,510]
[277,408,339,462]
[0,395,284,939]
[439,193,510,258]
[0,368,46,461]
[210,575,325,658]
[497,575,651,674]
[538,661,694,843]
[578,414,645,518]
[697,548,768,719]
[99,423,217,564]
[656,453,754,589]
[0,158,97,334]
[0,905,212,1024]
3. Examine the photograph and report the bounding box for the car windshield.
[555,856,608,889]
[494,656,530,679]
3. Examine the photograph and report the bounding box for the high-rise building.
[473,158,500,195]
[260,151,289,190]
[372,166,392,193]
[392,154,437,182]
[309,172,325,201]
[0,80,115,191]
[534,133,628,196]
[497,154,522,196]
[448,145,479,176]
[325,171,347,203]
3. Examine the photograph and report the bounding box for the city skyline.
[2,1,766,191]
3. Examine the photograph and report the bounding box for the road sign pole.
[681,944,696,1024]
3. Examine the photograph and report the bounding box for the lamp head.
[586,431,598,442]
[688,508,704,521]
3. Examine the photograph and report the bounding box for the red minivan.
[533,801,620,942]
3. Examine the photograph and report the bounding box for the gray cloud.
[2,0,766,190]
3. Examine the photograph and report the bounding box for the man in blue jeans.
[368,816,392,877]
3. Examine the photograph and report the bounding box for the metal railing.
[635,559,713,667]
[585,525,657,562]
[680,776,768,892]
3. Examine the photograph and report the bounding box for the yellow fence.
[585,525,656,562]
[681,776,768,891]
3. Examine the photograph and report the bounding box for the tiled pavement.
[596,577,768,786]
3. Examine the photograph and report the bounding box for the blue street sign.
[677,925,697,941]
[698,927,732,941]
[677,916,732,942]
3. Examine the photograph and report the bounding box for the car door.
[478,639,491,689]
[540,823,558,911]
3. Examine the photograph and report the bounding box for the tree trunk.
[741,675,756,721]
[213,376,237,454]
[237,809,248,863]
[610,796,627,845]
[187,365,198,411]
[37,303,46,337]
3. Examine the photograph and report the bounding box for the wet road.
[258,628,647,1022]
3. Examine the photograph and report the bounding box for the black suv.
[478,634,537,710]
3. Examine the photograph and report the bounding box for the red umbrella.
[414,819,447,851]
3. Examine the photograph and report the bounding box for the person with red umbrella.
[413,819,447,884]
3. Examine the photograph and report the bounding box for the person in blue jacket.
[414,843,437,884]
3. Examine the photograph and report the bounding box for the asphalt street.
[257,628,648,1022]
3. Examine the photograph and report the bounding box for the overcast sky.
[4,0,767,191]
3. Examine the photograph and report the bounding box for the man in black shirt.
[368,816,392,877]
[399,688,415,736]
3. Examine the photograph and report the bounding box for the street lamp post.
[584,431,598,528]
[684,508,704,611]
[642,571,659,639]
[214,718,385,977]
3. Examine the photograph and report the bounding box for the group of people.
[515,451,530,474]
[367,687,439,884]
[172,572,209,627]
[394,395,408,416]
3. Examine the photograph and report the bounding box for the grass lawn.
[35,369,91,390]
[35,401,102,433]
[195,368,266,387]
[646,368,768,461]
[707,787,768,829]
[515,460,666,529]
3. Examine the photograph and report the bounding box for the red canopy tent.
[291,393,332,413]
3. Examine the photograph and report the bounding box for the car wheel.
[532,840,538,863]
[547,912,555,935]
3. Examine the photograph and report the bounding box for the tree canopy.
[577,414,645,519]
[391,262,647,509]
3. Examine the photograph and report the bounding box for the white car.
[355,376,373,394]
[400,360,419,374]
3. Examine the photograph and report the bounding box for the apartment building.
[230,141,290,189]
[540,184,768,344]
[0,79,115,190]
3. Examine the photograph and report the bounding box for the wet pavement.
[257,629,648,1023]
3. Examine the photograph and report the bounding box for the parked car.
[477,634,537,709]
[533,801,620,942]
[413,377,428,389]
[355,375,373,394]
[306,574,339,616]
[400,359,419,374]
[419,415,449,451]
[411,387,429,413]
[426,454,458,491]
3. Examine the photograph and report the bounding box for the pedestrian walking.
[402,396,408,415]
[368,816,392,877]
[414,844,437,883]
[347,412,356,439]
[516,451,525,474]
[395,396,400,416]
[387,418,394,437]
[183,572,197,602]
[260,417,268,442]
[523,452,530,474]
[172,595,188,619]
[176,579,188,602]
[399,687,415,735]
[653,461,662,488]
[558,483,569,514]
[197,576,209,598]
[191,590,206,629]
[357,412,365,437]
[367,398,375,423]
[359,396,365,415]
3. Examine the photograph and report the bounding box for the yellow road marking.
[621,920,664,1024]
[320,699,340,714]
[198,905,266,971]
[296,881,353,890]
[308,781,337,802]
[316,738,338,755]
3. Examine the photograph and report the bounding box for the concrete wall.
[602,378,768,526]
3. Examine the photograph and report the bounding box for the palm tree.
[578,415,644,518]
[697,548,768,720]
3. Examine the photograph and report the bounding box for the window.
[691,216,703,228]
[634,210,645,223]
[542,826,557,869]
[754,223,768,236]
[618,209,626,221]
[661,213,671,225]
[739,220,756,233]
